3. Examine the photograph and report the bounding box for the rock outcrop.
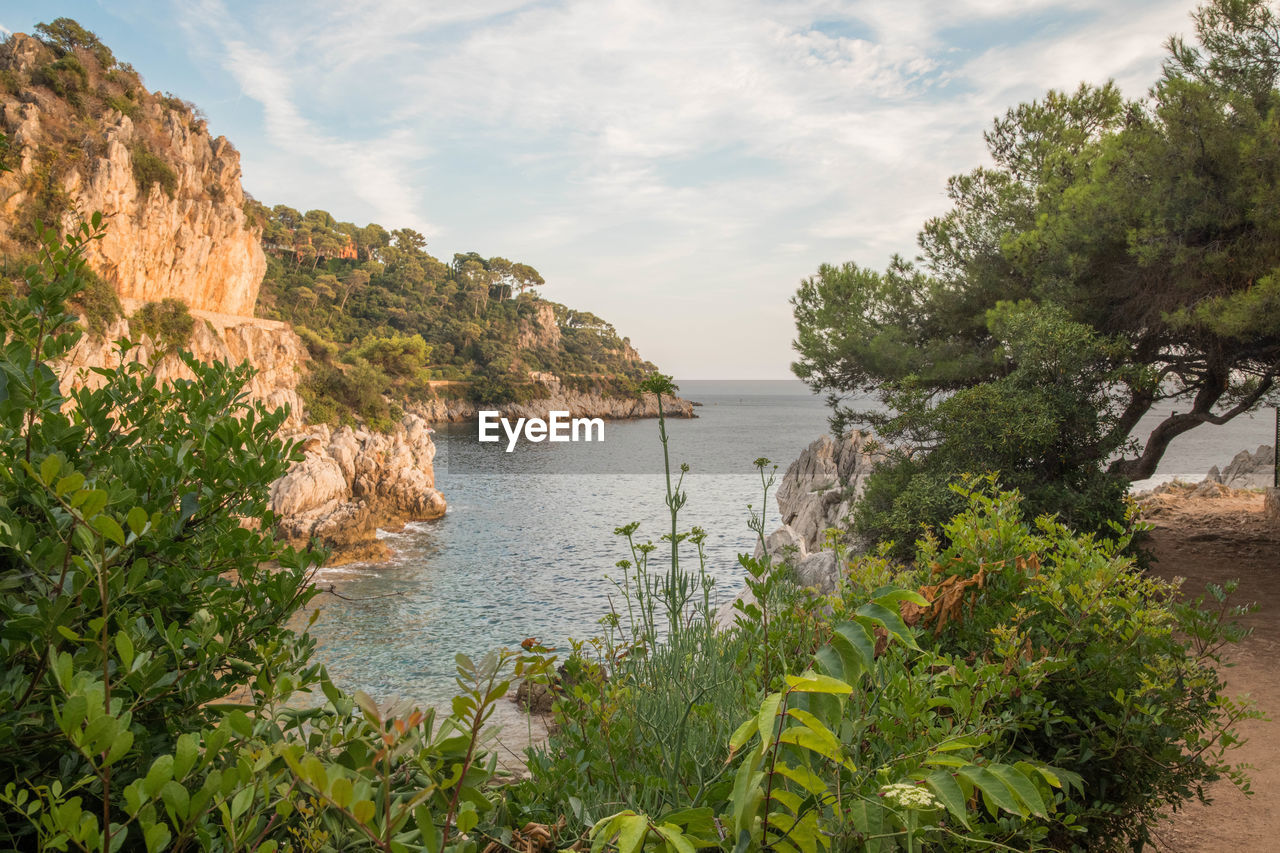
[516,302,561,351]
[60,302,307,429]
[1204,445,1276,490]
[756,432,886,572]
[414,375,695,422]
[0,34,265,316]
[271,414,447,565]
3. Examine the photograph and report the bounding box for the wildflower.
[879,782,938,811]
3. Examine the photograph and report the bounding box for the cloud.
[178,0,1198,377]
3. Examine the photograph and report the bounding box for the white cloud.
[178,0,1198,376]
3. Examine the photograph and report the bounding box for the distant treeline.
[246,201,655,427]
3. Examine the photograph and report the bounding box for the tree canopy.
[793,0,1280,489]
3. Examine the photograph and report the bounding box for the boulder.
[758,432,886,562]
[271,415,447,565]
[1204,445,1276,490]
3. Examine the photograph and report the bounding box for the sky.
[3,1,1201,378]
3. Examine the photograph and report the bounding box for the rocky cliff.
[0,30,449,563]
[60,301,307,428]
[1204,445,1276,490]
[270,415,447,565]
[0,33,265,315]
[754,432,885,593]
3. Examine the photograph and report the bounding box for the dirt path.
[1140,486,1279,852]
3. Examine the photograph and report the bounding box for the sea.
[298,380,1277,704]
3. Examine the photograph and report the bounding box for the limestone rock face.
[73,114,265,316]
[1204,445,1276,490]
[0,34,265,317]
[516,302,562,351]
[718,432,884,627]
[759,432,886,563]
[271,415,447,565]
[58,305,307,430]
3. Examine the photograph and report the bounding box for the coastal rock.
[271,414,447,565]
[1204,445,1276,490]
[0,34,265,316]
[412,386,695,422]
[58,304,308,430]
[516,302,561,351]
[715,432,886,627]
[757,432,886,563]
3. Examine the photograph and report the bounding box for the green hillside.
[247,202,655,426]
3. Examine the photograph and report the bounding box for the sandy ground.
[1140,486,1279,852]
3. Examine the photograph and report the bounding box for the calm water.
[301,381,1276,704]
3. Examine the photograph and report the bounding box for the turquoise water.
[301,381,832,703]
[299,381,1276,705]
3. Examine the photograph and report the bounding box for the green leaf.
[871,586,930,607]
[173,735,197,779]
[41,454,60,486]
[143,755,174,796]
[616,812,648,853]
[777,725,840,761]
[231,786,253,820]
[93,515,125,547]
[757,692,783,743]
[772,762,827,796]
[160,781,190,822]
[958,767,1025,817]
[457,801,479,835]
[923,770,971,829]
[126,506,148,536]
[833,622,876,674]
[654,823,697,853]
[144,822,171,853]
[226,710,252,738]
[729,716,757,752]
[329,776,352,809]
[352,799,376,825]
[115,632,135,669]
[989,764,1048,818]
[855,602,918,649]
[55,473,84,497]
[783,673,852,695]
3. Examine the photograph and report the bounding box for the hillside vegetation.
[247,202,656,425]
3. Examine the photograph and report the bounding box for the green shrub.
[130,297,194,350]
[890,484,1260,849]
[130,144,177,198]
[0,218,524,852]
[105,92,140,121]
[351,331,431,377]
[31,55,89,107]
[68,265,121,337]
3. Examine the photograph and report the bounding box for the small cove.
[298,382,1277,705]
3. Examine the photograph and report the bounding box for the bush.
[130,144,177,198]
[69,264,122,337]
[580,479,1256,853]
[897,484,1260,848]
[129,297,194,350]
[0,219,524,852]
[351,331,431,378]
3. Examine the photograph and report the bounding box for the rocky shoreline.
[269,392,694,565]
[412,387,696,423]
